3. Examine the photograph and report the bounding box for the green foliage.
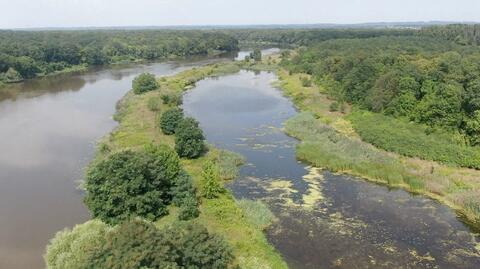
[421,24,480,45]
[216,150,245,180]
[0,30,239,82]
[347,111,480,169]
[237,200,275,230]
[285,112,420,188]
[281,33,480,152]
[329,101,339,112]
[132,73,159,94]
[161,92,183,106]
[84,147,181,225]
[250,49,262,61]
[45,220,112,269]
[201,160,223,199]
[174,117,206,159]
[147,96,161,112]
[0,67,22,82]
[160,108,184,135]
[171,170,199,220]
[300,76,312,87]
[46,219,233,269]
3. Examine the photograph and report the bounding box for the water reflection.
[183,70,480,269]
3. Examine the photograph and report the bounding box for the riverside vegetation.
[0,30,238,84]
[44,24,480,268]
[274,46,480,226]
[46,63,287,269]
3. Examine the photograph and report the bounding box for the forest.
[280,26,480,168]
[0,30,238,83]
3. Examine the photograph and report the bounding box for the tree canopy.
[132,73,159,94]
[174,117,206,159]
[45,219,233,269]
[84,146,181,225]
[0,30,239,83]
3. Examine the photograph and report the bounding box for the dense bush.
[174,117,206,158]
[161,92,183,106]
[46,219,233,269]
[347,111,480,169]
[160,108,184,135]
[201,160,223,199]
[45,220,111,269]
[84,146,181,225]
[171,170,199,220]
[132,73,159,94]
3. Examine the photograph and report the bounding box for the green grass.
[285,112,416,188]
[347,110,480,169]
[236,200,276,230]
[97,62,288,269]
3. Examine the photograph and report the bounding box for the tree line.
[0,30,238,83]
[281,33,480,148]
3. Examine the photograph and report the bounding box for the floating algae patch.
[301,167,325,209]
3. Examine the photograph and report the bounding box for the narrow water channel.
[183,70,480,269]
[0,54,235,269]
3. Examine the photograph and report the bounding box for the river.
[0,53,240,269]
[183,70,480,269]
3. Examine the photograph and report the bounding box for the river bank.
[265,56,480,229]
[95,62,288,269]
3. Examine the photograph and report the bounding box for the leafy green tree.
[45,220,111,269]
[250,49,262,61]
[201,160,223,199]
[174,117,206,159]
[90,219,179,269]
[132,73,159,94]
[47,219,233,269]
[2,67,22,82]
[171,170,199,220]
[160,108,184,135]
[84,147,181,225]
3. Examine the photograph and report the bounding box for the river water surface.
[183,70,480,269]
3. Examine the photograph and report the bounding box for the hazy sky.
[1,0,479,29]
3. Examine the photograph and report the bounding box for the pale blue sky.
[1,0,479,29]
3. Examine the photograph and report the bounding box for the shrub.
[174,117,206,159]
[147,96,161,111]
[47,219,233,269]
[171,170,199,220]
[161,92,183,106]
[160,108,184,135]
[132,73,159,94]
[301,77,312,87]
[45,220,111,269]
[216,150,245,180]
[201,160,223,199]
[84,147,181,225]
[329,101,339,112]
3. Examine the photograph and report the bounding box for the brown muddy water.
[183,70,480,269]
[0,53,244,269]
